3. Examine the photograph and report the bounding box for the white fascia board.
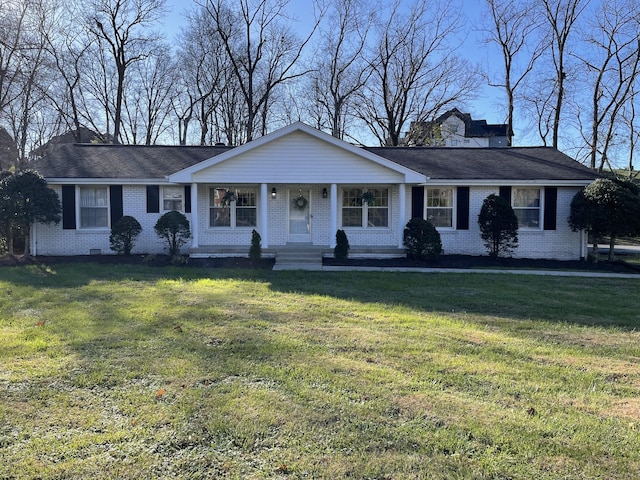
[421,179,594,187]
[45,178,175,185]
[169,121,427,184]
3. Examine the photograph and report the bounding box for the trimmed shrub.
[109,215,142,255]
[154,211,191,256]
[478,194,519,257]
[249,229,262,262]
[403,218,442,260]
[334,229,350,261]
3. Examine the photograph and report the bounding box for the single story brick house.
[30,122,597,260]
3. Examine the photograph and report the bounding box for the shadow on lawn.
[1,254,637,330]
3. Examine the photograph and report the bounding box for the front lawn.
[1,263,639,479]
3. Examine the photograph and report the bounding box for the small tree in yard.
[569,178,640,261]
[154,211,191,256]
[110,216,142,255]
[478,194,519,258]
[403,218,442,260]
[249,229,262,262]
[0,170,61,255]
[334,229,350,261]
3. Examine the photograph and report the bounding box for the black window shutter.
[110,185,123,226]
[146,185,159,213]
[456,186,470,230]
[411,187,424,219]
[544,187,557,230]
[184,185,191,213]
[61,185,76,230]
[499,186,512,203]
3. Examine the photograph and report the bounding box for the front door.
[288,189,311,242]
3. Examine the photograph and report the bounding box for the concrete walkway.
[319,265,638,278]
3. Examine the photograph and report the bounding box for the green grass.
[1,263,640,479]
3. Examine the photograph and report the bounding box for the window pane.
[513,188,540,208]
[342,208,362,227]
[236,208,257,227]
[427,209,453,228]
[80,187,108,227]
[163,187,183,211]
[368,208,388,227]
[236,190,256,207]
[81,187,108,207]
[343,188,363,206]
[81,207,108,228]
[210,188,229,207]
[369,188,388,207]
[515,209,540,228]
[427,188,453,208]
[210,207,230,227]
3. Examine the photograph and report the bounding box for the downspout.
[31,222,37,256]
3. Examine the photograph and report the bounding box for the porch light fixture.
[271,187,277,199]
[322,187,328,198]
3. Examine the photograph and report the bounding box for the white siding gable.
[169,123,425,184]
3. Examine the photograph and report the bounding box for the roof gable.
[168,122,425,184]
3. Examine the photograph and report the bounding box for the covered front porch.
[186,182,410,251]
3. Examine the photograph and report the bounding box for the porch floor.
[189,244,406,270]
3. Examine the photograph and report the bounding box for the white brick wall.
[35,183,585,260]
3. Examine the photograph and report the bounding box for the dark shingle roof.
[31,142,597,183]
[365,146,597,181]
[30,143,232,179]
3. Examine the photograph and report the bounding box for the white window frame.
[512,187,542,230]
[340,187,390,229]
[426,187,455,229]
[162,186,184,212]
[78,186,109,229]
[208,186,258,229]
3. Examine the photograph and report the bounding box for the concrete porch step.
[273,247,324,271]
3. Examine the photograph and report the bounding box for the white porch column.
[398,183,406,248]
[260,183,269,248]
[190,183,199,248]
[330,183,338,247]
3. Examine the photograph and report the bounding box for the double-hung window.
[209,187,257,228]
[80,186,109,228]
[341,187,389,228]
[426,188,454,228]
[163,186,183,211]
[513,188,541,229]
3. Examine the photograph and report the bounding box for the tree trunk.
[608,235,616,262]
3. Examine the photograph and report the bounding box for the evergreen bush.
[154,211,191,256]
[478,194,519,257]
[334,229,350,261]
[249,229,262,262]
[403,218,442,260]
[109,215,142,255]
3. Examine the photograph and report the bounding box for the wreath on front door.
[293,194,308,210]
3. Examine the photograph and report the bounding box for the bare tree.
[43,0,94,142]
[540,0,588,148]
[3,0,56,170]
[0,0,30,117]
[483,0,545,145]
[575,1,640,171]
[358,0,479,146]
[88,0,166,144]
[307,0,374,140]
[121,48,176,144]
[200,0,321,143]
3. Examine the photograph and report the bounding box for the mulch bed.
[1,253,638,273]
